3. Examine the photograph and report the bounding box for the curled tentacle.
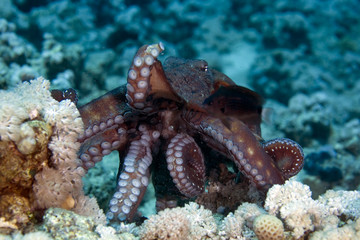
[126,43,165,112]
[78,86,130,170]
[263,138,304,179]
[78,124,127,170]
[106,125,160,222]
[165,133,205,198]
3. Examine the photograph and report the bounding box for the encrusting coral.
[0,77,104,232]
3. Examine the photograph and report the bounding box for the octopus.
[76,43,304,222]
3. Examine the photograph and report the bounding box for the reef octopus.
[76,43,304,222]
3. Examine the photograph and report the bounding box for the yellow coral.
[253,214,285,240]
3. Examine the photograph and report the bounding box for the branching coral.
[219,203,265,239]
[137,179,360,239]
[264,179,360,239]
[139,202,218,240]
[0,77,102,232]
[317,189,360,219]
[309,218,360,240]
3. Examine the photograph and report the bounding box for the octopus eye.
[194,60,208,72]
[199,61,208,72]
[197,64,208,72]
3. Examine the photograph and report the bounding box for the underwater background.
[1,0,360,239]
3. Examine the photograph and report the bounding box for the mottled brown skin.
[77,43,304,222]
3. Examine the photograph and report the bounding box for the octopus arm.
[107,125,160,222]
[183,108,285,188]
[126,43,181,112]
[201,116,285,188]
[77,86,130,170]
[79,86,129,127]
[165,133,206,198]
[263,138,304,179]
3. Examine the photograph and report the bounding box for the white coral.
[265,180,329,239]
[0,78,50,142]
[317,190,360,218]
[309,218,360,240]
[139,202,218,240]
[185,202,218,239]
[0,77,89,212]
[219,203,264,240]
[265,179,313,216]
[264,179,360,239]
[139,206,191,240]
[73,195,107,225]
[219,212,245,239]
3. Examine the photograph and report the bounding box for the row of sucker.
[263,138,304,179]
[79,115,127,170]
[165,133,205,198]
[201,122,268,187]
[78,114,125,142]
[106,125,160,222]
[155,197,178,212]
[126,42,165,112]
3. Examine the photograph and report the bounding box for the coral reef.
[219,202,265,239]
[0,78,101,232]
[139,202,218,240]
[137,180,360,239]
[0,208,135,240]
[265,180,360,239]
[0,0,360,238]
[40,208,99,240]
[0,179,358,239]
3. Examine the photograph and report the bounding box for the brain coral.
[253,214,285,240]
